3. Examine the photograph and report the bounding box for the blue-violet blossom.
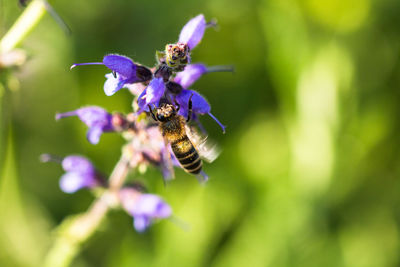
[178,14,206,50]
[174,63,208,89]
[137,66,227,132]
[56,106,114,144]
[119,188,172,232]
[174,63,233,89]
[59,155,103,193]
[71,54,152,96]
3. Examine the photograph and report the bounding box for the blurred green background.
[1,0,400,266]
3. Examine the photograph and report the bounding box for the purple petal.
[138,78,165,111]
[188,91,210,114]
[174,64,207,88]
[146,78,166,104]
[133,216,151,232]
[198,170,209,183]
[131,194,172,218]
[176,89,210,117]
[179,14,206,50]
[62,155,95,173]
[55,110,77,120]
[104,73,125,96]
[125,82,147,96]
[57,106,112,128]
[70,62,103,70]
[76,107,112,128]
[208,112,226,133]
[86,126,104,144]
[119,188,171,232]
[119,188,141,212]
[57,107,114,142]
[137,88,148,112]
[59,171,93,193]
[176,90,226,132]
[103,54,136,78]
[174,64,234,89]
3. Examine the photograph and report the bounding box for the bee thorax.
[160,116,186,142]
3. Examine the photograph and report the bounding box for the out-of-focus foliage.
[1,0,400,266]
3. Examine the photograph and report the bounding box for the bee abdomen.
[171,137,202,174]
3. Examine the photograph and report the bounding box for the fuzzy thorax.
[160,115,186,143]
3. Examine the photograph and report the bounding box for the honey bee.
[148,96,218,179]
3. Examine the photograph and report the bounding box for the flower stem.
[109,157,130,190]
[207,65,235,73]
[0,0,47,54]
[43,195,110,267]
[43,156,130,267]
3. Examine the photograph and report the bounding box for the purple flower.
[174,64,207,89]
[56,106,114,144]
[137,77,226,132]
[137,77,166,112]
[174,64,234,89]
[120,188,172,232]
[175,89,226,133]
[59,155,101,193]
[179,14,207,50]
[71,54,152,96]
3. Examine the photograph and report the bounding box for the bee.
[148,96,218,179]
[164,43,189,71]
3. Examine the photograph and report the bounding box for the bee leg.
[148,104,158,121]
[186,93,194,122]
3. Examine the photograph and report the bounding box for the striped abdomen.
[171,136,202,174]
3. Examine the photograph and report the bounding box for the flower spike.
[41,13,231,238]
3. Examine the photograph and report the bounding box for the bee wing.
[161,137,175,182]
[185,125,220,163]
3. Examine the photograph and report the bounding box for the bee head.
[156,103,177,122]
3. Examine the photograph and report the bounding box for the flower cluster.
[44,14,230,232]
[71,14,231,133]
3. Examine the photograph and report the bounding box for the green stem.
[43,156,131,267]
[0,0,46,54]
[43,195,111,267]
